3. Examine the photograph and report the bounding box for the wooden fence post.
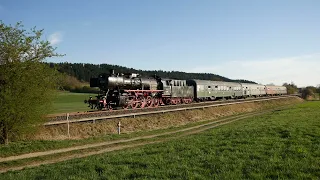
[67,113,70,138]
[117,121,121,135]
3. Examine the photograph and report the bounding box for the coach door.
[244,87,248,96]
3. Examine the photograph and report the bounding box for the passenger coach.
[240,83,266,98]
[186,80,242,101]
[265,85,287,96]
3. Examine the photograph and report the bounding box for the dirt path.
[0,108,285,173]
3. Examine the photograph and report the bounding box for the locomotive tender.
[87,70,287,110]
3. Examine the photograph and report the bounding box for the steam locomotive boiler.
[88,70,163,110]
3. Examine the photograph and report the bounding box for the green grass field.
[51,92,95,114]
[2,101,320,179]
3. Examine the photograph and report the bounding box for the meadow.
[51,92,95,114]
[1,101,319,179]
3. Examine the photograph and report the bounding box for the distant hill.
[49,62,256,84]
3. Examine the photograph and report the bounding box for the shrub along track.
[0,105,294,174]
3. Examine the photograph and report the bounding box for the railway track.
[45,95,297,126]
[1,106,289,173]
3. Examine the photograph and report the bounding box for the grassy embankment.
[1,100,319,179]
[51,91,95,114]
[40,97,302,141]
[0,97,301,157]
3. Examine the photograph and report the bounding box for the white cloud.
[48,32,63,45]
[190,53,320,87]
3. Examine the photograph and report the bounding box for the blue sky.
[1,0,320,87]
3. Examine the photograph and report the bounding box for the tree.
[282,82,298,94]
[0,21,63,144]
[305,86,317,93]
[301,87,315,99]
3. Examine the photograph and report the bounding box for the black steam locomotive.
[87,70,170,110]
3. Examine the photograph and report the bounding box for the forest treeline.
[49,62,256,84]
[50,62,320,97]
